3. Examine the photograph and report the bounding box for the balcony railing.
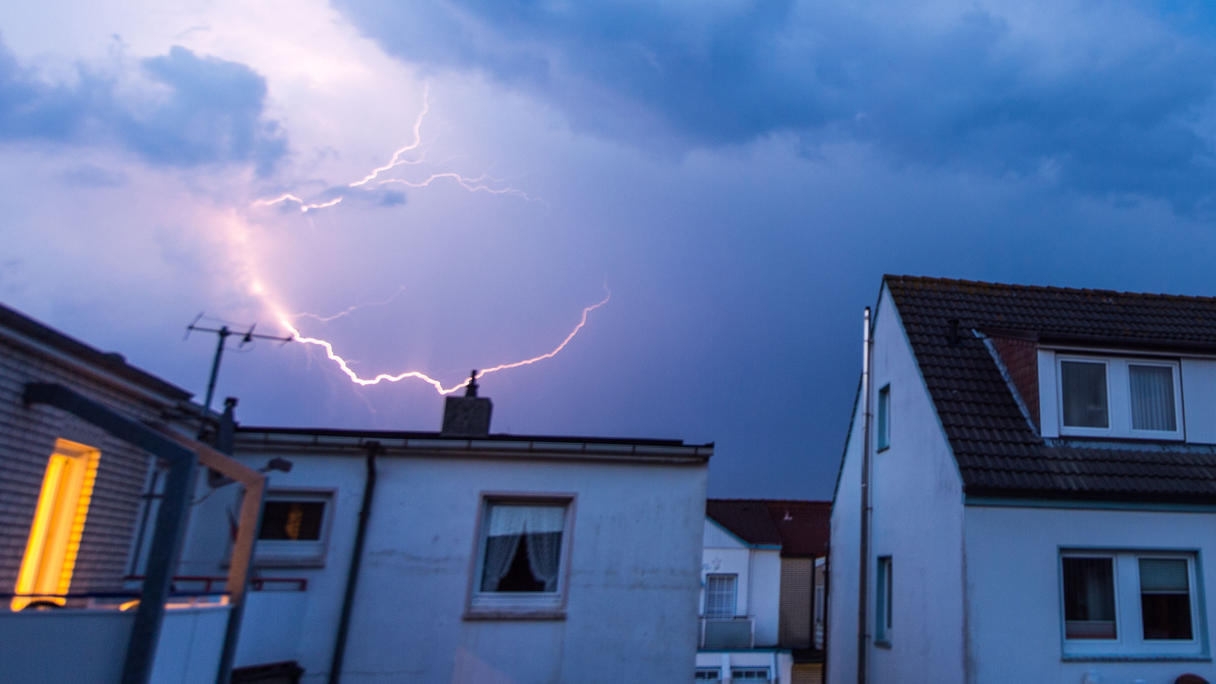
[700,616,755,649]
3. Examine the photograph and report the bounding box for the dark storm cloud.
[0,41,285,173]
[334,1,1216,210]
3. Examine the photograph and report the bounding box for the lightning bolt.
[348,84,431,188]
[293,285,408,324]
[253,193,344,213]
[274,290,610,395]
[253,83,532,212]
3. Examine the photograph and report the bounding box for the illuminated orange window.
[11,439,100,611]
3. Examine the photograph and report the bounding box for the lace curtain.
[480,504,565,592]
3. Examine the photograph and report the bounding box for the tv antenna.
[186,314,293,426]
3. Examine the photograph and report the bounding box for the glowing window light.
[11,439,100,611]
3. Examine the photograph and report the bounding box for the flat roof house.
[830,276,1216,684]
[179,383,713,682]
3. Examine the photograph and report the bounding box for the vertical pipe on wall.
[856,307,873,684]
[328,440,381,684]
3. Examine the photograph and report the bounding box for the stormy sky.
[3,1,1216,499]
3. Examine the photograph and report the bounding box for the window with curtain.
[1062,556,1116,639]
[1055,356,1183,438]
[1129,364,1177,431]
[1061,551,1202,657]
[479,503,566,593]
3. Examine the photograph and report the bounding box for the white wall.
[828,380,863,683]
[703,521,752,618]
[188,446,707,683]
[751,549,782,646]
[828,287,967,684]
[0,604,228,684]
[965,504,1216,684]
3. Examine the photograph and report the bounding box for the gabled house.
[830,276,1216,684]
[0,302,264,684]
[179,383,713,683]
[699,499,829,684]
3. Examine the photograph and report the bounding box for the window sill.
[876,446,890,453]
[874,640,891,649]
[1061,654,1210,663]
[463,608,566,621]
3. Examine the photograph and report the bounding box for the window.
[731,667,771,682]
[1060,551,1202,657]
[704,574,737,618]
[255,490,333,566]
[876,556,893,644]
[467,496,573,618]
[1057,357,1182,439]
[12,439,100,610]
[694,668,722,682]
[877,384,891,451]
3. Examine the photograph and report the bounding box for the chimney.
[441,371,493,437]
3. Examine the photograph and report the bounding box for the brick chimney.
[441,371,492,437]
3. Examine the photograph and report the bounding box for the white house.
[179,382,712,683]
[830,275,1216,684]
[698,499,829,684]
[0,301,265,684]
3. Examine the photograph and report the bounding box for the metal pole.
[856,307,873,684]
[201,326,230,422]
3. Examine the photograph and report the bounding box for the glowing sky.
[4,1,1216,498]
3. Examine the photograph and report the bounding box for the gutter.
[856,307,873,684]
[24,382,197,684]
[328,440,381,684]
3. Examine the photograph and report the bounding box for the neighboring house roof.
[0,300,191,401]
[235,425,712,463]
[885,275,1216,503]
[706,499,829,556]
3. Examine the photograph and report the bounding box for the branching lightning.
[276,291,610,395]
[233,83,594,398]
[254,84,533,212]
[293,285,407,324]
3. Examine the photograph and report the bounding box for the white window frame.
[1055,355,1184,440]
[464,493,575,620]
[254,489,335,567]
[704,573,738,618]
[1059,549,1205,659]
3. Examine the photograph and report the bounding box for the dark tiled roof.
[706,499,830,556]
[885,275,1216,503]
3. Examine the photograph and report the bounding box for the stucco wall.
[828,287,967,684]
[187,444,707,683]
[965,504,1216,684]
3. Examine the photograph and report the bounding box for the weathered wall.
[828,287,967,684]
[189,444,707,683]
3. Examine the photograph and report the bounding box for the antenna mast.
[186,316,293,431]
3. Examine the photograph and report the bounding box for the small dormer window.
[1056,356,1182,439]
